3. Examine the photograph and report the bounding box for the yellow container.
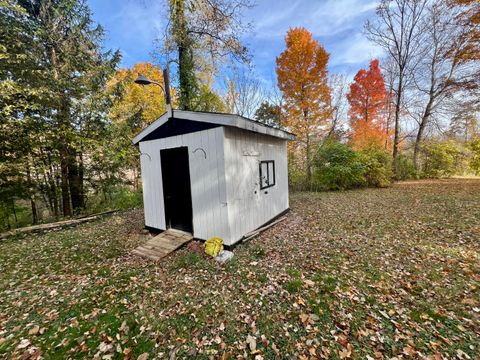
[204,237,224,257]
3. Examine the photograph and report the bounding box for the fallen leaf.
[338,344,352,359]
[299,312,309,324]
[304,279,315,287]
[456,349,471,359]
[28,326,40,336]
[17,339,31,349]
[246,335,256,353]
[137,353,149,360]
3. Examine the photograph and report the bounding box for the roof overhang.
[132,110,295,145]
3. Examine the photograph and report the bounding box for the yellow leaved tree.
[108,62,170,134]
[105,63,172,189]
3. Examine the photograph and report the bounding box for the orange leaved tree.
[347,59,391,151]
[276,27,331,185]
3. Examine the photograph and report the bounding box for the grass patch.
[1,179,479,358]
[284,279,303,293]
[170,252,209,271]
[249,245,267,260]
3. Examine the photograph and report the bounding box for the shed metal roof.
[132,110,295,145]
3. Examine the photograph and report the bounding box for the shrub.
[359,149,393,187]
[288,155,308,191]
[0,201,31,232]
[469,138,480,175]
[394,153,417,180]
[312,141,367,191]
[421,140,468,178]
[88,186,143,213]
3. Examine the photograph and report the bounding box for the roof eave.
[132,109,295,144]
[132,111,169,145]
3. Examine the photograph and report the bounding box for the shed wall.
[139,127,230,241]
[223,127,289,245]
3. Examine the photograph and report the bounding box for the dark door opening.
[160,147,193,233]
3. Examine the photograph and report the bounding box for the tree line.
[0,0,253,230]
[1,0,479,230]
[273,0,480,190]
[1,0,121,229]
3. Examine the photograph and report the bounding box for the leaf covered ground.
[0,179,479,359]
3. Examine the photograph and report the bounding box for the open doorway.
[160,147,193,233]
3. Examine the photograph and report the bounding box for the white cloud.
[310,0,378,36]
[254,0,302,32]
[250,0,379,39]
[244,0,383,79]
[89,0,383,77]
[330,33,384,67]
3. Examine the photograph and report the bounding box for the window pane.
[261,162,269,187]
[268,162,275,186]
[259,161,275,189]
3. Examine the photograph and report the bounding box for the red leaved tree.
[347,59,391,151]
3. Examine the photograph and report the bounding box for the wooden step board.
[132,229,193,261]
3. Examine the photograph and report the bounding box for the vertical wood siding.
[139,125,289,246]
[223,127,289,245]
[138,127,230,241]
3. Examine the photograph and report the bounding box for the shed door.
[160,147,193,234]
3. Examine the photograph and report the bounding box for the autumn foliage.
[450,0,480,61]
[276,27,331,183]
[347,59,391,151]
[107,63,168,134]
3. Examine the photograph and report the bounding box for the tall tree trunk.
[178,44,188,109]
[60,148,72,217]
[36,168,51,216]
[50,46,72,218]
[26,164,38,225]
[174,0,196,110]
[68,150,85,214]
[392,100,400,160]
[59,107,72,217]
[306,134,311,187]
[40,149,56,218]
[48,178,57,218]
[392,74,403,171]
[413,96,434,170]
[68,158,81,214]
[54,164,61,220]
[79,153,84,206]
[178,44,196,110]
[30,197,38,225]
[385,84,394,150]
[42,163,56,219]
[303,109,312,187]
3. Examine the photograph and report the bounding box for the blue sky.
[88,0,383,87]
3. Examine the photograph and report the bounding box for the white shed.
[133,110,295,247]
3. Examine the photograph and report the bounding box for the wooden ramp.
[132,229,193,261]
